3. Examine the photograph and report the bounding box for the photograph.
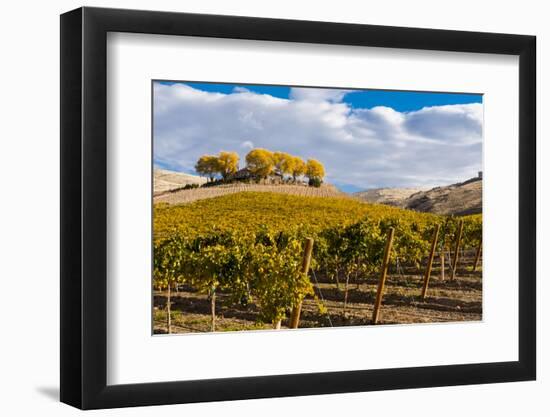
[152,81,483,334]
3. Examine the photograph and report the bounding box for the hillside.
[154,191,439,240]
[404,177,482,215]
[354,177,482,216]
[154,183,345,205]
[154,191,481,332]
[353,187,427,206]
[153,168,207,196]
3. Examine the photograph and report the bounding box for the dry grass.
[154,183,347,205]
[154,168,207,195]
[354,177,482,216]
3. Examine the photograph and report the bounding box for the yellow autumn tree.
[217,151,240,180]
[245,148,274,179]
[195,155,220,182]
[290,156,306,182]
[272,152,294,178]
[306,159,325,184]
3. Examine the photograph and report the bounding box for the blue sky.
[154,81,483,191]
[157,80,481,113]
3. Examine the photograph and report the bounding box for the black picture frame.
[60,6,536,410]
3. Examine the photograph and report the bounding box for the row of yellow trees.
[195,149,325,184]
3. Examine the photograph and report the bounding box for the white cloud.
[241,140,254,150]
[153,83,482,189]
[290,87,350,103]
[233,86,251,94]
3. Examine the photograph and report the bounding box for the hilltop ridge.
[354,176,482,215]
[153,168,207,196]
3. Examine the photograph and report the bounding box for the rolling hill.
[154,183,345,205]
[153,168,207,195]
[153,191,439,240]
[352,187,427,207]
[154,168,482,215]
[354,176,482,216]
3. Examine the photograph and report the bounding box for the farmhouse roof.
[230,167,252,179]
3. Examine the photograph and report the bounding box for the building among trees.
[195,148,326,187]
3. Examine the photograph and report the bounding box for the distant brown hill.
[354,177,482,216]
[154,168,207,196]
[353,187,427,207]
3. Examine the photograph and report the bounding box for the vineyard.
[153,192,482,333]
[154,183,344,205]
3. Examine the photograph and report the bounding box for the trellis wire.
[311,269,333,327]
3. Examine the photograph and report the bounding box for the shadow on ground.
[35,386,59,401]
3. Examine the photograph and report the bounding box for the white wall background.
[0,0,545,415]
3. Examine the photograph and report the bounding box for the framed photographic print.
[60,6,536,410]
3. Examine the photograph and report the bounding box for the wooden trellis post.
[289,237,314,329]
[210,287,217,332]
[439,236,446,281]
[473,236,482,271]
[421,224,440,300]
[166,283,172,334]
[372,228,395,325]
[440,250,445,281]
[450,220,464,280]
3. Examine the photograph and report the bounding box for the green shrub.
[308,177,322,187]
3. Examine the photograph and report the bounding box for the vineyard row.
[154,215,482,333]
